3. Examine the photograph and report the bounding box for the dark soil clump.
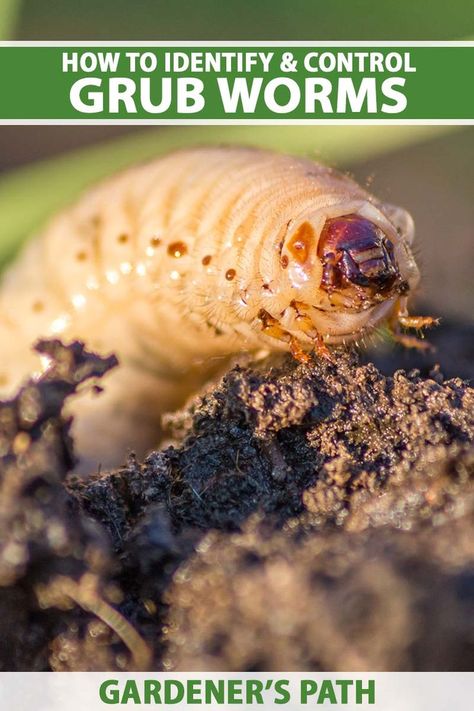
[0,321,473,671]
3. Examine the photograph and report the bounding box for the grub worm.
[0,147,434,470]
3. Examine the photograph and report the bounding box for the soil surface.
[0,320,473,671]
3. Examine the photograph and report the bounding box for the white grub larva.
[0,146,434,471]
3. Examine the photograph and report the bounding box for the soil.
[0,320,473,671]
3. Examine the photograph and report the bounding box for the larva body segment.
[0,147,421,471]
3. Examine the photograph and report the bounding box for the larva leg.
[257,308,291,343]
[392,333,433,351]
[290,332,333,363]
[257,308,309,363]
[397,314,439,330]
[257,307,331,364]
[290,301,333,361]
[289,337,312,364]
[311,334,334,362]
[389,299,437,351]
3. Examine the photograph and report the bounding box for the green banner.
[0,43,472,121]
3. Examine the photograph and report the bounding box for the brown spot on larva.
[76,251,87,261]
[202,255,212,266]
[168,241,188,258]
[0,373,8,387]
[117,233,129,244]
[150,236,162,247]
[287,221,315,264]
[281,255,289,269]
[225,269,236,281]
[32,300,44,313]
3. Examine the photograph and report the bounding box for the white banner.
[0,672,472,711]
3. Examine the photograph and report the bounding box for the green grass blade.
[0,0,21,40]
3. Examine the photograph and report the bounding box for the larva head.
[279,202,419,343]
[318,214,401,295]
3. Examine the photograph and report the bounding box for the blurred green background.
[0,0,472,322]
[12,0,474,41]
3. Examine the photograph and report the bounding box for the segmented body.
[0,147,421,470]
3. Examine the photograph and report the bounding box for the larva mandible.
[0,146,433,471]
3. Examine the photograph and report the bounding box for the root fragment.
[37,574,152,670]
